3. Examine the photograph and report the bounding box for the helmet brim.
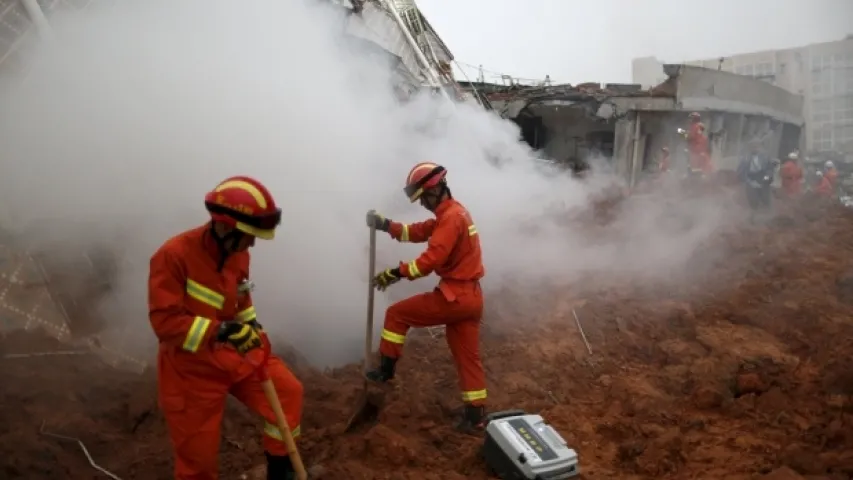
[236,222,276,240]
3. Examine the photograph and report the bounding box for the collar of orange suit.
[201,224,226,261]
[431,197,455,217]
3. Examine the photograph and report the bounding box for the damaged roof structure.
[1,0,465,101]
[461,64,806,186]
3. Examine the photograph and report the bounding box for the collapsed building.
[462,64,806,186]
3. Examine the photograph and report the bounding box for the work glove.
[217,321,262,355]
[366,209,391,232]
[373,267,402,291]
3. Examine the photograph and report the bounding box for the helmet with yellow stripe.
[204,176,282,240]
[404,162,447,203]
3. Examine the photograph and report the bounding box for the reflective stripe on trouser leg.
[446,319,487,406]
[264,421,301,454]
[378,301,412,358]
[462,389,487,403]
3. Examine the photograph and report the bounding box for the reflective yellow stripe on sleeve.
[380,329,406,344]
[461,389,487,402]
[264,422,301,441]
[186,279,225,309]
[468,224,478,236]
[182,316,212,352]
[401,224,410,242]
[406,260,422,278]
[237,306,257,323]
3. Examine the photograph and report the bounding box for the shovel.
[344,219,382,432]
[244,335,309,480]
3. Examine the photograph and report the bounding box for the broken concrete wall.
[613,114,636,181]
[536,109,611,163]
[671,65,804,125]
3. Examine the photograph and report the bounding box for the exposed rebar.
[39,421,122,480]
[4,350,89,359]
[572,308,593,355]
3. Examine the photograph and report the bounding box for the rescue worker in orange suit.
[148,176,305,480]
[678,112,712,175]
[824,161,839,193]
[365,162,487,432]
[659,146,671,174]
[814,171,833,197]
[780,152,804,198]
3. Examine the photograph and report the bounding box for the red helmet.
[404,162,447,202]
[204,176,281,240]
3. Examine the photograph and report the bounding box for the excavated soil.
[2,191,853,480]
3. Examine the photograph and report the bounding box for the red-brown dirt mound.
[2,196,853,479]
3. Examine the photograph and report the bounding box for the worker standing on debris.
[679,112,712,176]
[737,141,777,221]
[814,171,834,197]
[824,161,839,193]
[658,146,671,174]
[148,176,305,480]
[366,162,487,433]
[780,152,804,198]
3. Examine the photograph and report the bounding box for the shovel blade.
[344,388,384,433]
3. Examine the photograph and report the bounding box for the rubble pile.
[2,196,852,480]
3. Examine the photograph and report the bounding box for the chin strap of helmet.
[423,180,451,210]
[208,223,245,271]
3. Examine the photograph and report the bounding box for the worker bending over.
[148,176,304,480]
[366,162,488,432]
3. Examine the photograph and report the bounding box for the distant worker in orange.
[658,146,671,173]
[148,176,306,480]
[780,151,804,198]
[824,161,839,193]
[814,171,834,197]
[678,112,712,175]
[366,162,487,433]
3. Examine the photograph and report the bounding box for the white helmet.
[816,171,824,177]
[825,161,835,169]
[788,152,799,160]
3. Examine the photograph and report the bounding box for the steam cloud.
[0,0,732,367]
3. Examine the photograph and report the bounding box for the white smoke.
[0,0,733,367]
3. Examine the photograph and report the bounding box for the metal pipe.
[18,0,54,40]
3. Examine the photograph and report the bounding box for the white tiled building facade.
[632,36,853,153]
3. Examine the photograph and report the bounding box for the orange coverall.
[148,225,303,480]
[382,198,487,406]
[815,175,833,196]
[659,150,671,173]
[826,168,839,192]
[780,161,804,197]
[687,123,712,174]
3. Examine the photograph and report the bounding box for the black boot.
[365,355,397,383]
[266,452,295,480]
[456,404,486,433]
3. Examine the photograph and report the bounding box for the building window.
[813,98,831,122]
[755,61,774,76]
[814,129,833,151]
[735,64,754,76]
[812,70,831,96]
[839,126,853,147]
